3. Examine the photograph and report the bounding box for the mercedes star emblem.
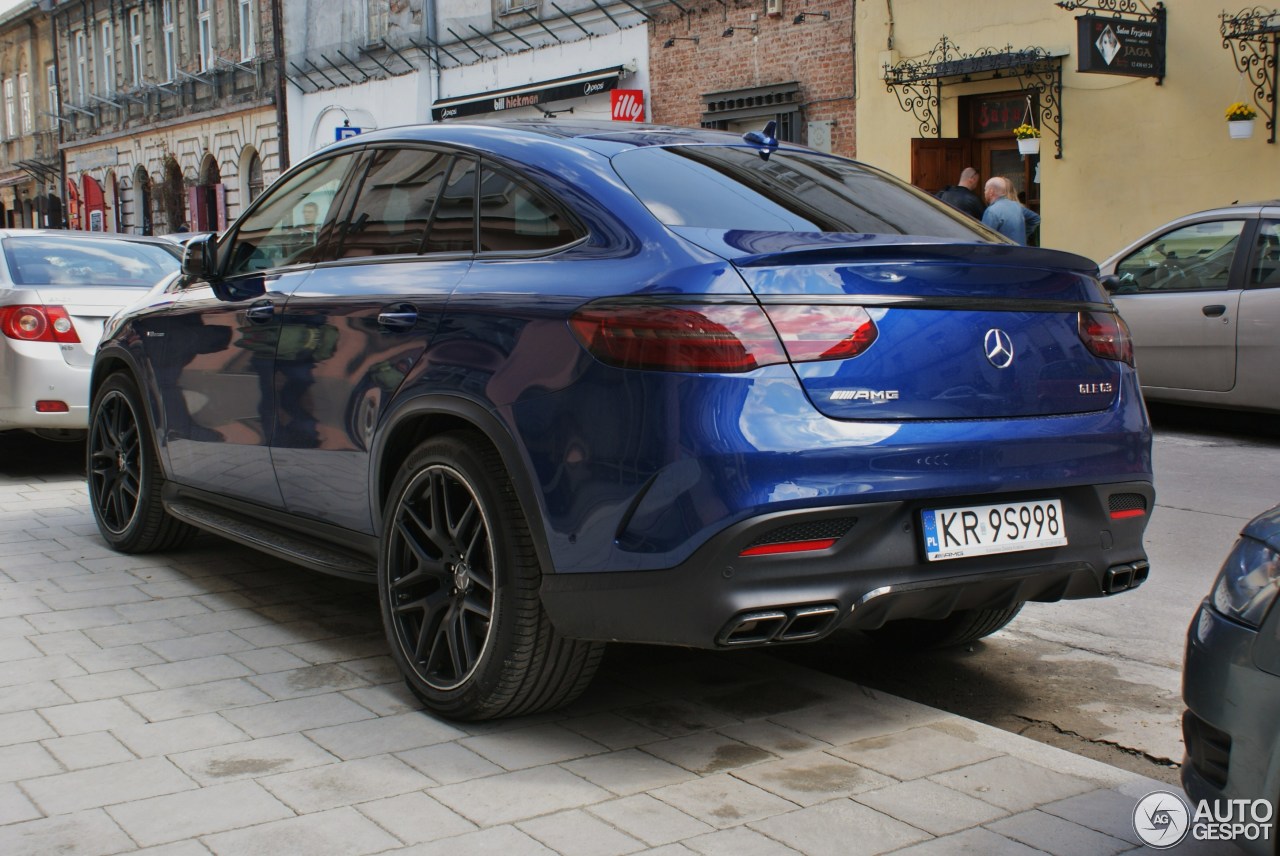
[984,328,1015,369]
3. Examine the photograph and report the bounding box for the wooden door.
[910,138,973,193]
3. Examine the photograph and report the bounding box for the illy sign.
[611,89,644,122]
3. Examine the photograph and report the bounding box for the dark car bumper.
[1183,602,1280,856]
[541,480,1153,648]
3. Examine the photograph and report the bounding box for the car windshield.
[611,145,996,240]
[3,236,180,287]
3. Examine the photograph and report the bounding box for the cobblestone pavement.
[0,451,1236,855]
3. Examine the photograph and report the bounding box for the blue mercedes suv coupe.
[88,121,1154,720]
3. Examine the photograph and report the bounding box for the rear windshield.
[611,146,995,240]
[3,236,180,287]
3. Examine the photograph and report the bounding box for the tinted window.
[611,146,991,239]
[224,154,355,276]
[1249,220,1280,288]
[336,148,451,259]
[1114,220,1244,293]
[4,237,179,286]
[478,166,581,253]
[424,156,477,254]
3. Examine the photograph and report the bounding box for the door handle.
[1202,304,1227,317]
[245,301,274,324]
[377,304,418,331]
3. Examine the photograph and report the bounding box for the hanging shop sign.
[432,67,624,121]
[1076,14,1165,78]
[611,89,644,122]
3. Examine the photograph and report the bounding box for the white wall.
[287,71,430,165]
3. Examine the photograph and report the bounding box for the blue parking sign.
[335,125,362,141]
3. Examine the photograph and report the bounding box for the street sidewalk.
[0,463,1233,855]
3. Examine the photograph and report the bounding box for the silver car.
[0,230,181,439]
[1098,202,1280,413]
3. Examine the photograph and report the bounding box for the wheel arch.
[372,395,557,576]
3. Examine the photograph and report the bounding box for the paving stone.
[342,682,424,717]
[930,756,1097,813]
[0,594,48,619]
[517,807,647,856]
[84,618,190,649]
[0,653,86,688]
[168,733,338,785]
[560,711,668,751]
[0,615,35,637]
[716,721,830,758]
[650,773,799,830]
[336,654,400,685]
[106,780,296,847]
[258,754,433,814]
[432,766,613,826]
[355,791,478,845]
[831,725,1003,781]
[228,646,312,674]
[0,680,73,714]
[28,629,100,656]
[305,709,463,760]
[173,607,277,636]
[22,756,197,815]
[0,634,39,662]
[113,596,213,623]
[70,644,166,673]
[24,606,126,635]
[0,742,63,782]
[886,826,1050,855]
[219,690,378,737]
[200,805,401,856]
[394,741,505,785]
[1040,788,1145,846]
[113,713,251,759]
[683,826,804,855]
[749,799,931,856]
[0,709,57,746]
[41,731,136,771]
[144,630,259,662]
[616,700,741,738]
[987,809,1132,855]
[767,698,947,747]
[282,632,389,665]
[641,732,776,777]
[245,662,369,701]
[54,668,158,702]
[125,679,275,722]
[391,824,557,856]
[127,841,214,856]
[56,570,165,593]
[460,722,610,771]
[855,778,1009,835]
[0,808,134,856]
[587,794,716,847]
[563,748,699,796]
[40,586,153,612]
[0,780,42,825]
[733,750,896,807]
[137,655,256,690]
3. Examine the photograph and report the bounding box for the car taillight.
[762,304,879,362]
[569,303,788,372]
[1078,310,1132,365]
[0,306,80,344]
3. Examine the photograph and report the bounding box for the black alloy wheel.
[380,432,603,720]
[87,373,194,553]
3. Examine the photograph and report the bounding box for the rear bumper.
[540,480,1153,647]
[0,339,90,430]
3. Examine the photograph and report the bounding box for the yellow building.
[854,1,1277,262]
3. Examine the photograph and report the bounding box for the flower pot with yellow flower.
[1013,123,1041,155]
[1226,102,1257,139]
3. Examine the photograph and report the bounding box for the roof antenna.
[741,120,778,161]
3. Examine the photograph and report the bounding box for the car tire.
[379,432,604,721]
[867,603,1024,650]
[87,373,196,553]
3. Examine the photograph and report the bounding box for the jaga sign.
[1077,14,1165,79]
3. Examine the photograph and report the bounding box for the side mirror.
[181,234,217,279]
[1099,274,1122,293]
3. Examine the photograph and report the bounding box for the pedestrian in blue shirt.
[981,177,1040,245]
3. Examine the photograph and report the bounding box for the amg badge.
[830,389,900,402]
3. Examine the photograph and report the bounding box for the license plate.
[922,499,1067,562]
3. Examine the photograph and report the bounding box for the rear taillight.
[763,304,879,362]
[1078,310,1132,365]
[569,303,787,372]
[1,306,80,344]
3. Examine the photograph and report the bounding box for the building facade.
[647,0,854,157]
[52,0,282,234]
[855,0,1279,261]
[0,1,61,228]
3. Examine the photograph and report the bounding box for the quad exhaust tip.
[1103,560,1150,594]
[717,603,841,647]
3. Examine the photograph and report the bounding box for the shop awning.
[432,66,625,121]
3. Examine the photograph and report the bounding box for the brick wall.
[648,0,855,157]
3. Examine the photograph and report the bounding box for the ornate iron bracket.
[883,38,1064,158]
[1054,0,1163,22]
[1222,7,1280,144]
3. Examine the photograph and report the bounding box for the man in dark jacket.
[936,168,984,220]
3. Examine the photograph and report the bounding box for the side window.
[335,148,451,259]
[1114,220,1245,294]
[1248,220,1280,288]
[477,166,581,253]
[424,156,477,254]
[223,155,355,276]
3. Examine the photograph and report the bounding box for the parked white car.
[0,230,181,439]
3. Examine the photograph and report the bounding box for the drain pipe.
[426,0,441,121]
[272,0,290,171]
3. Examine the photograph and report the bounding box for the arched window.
[134,164,153,235]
